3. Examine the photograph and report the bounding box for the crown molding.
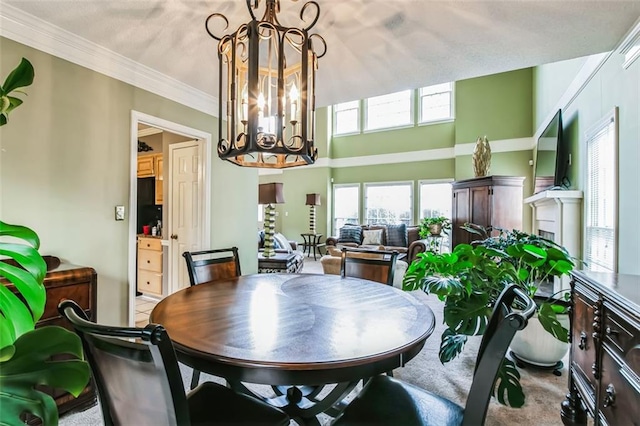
[619,17,640,69]
[0,4,218,117]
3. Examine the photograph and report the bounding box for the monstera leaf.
[0,58,34,126]
[0,327,90,426]
[439,328,468,363]
[537,302,569,343]
[443,292,491,336]
[0,221,47,348]
[493,358,525,407]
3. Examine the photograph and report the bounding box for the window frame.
[583,107,618,273]
[364,90,414,133]
[363,181,414,226]
[418,82,455,125]
[332,183,361,236]
[417,179,454,220]
[332,101,361,136]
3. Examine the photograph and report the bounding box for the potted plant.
[0,58,90,425]
[403,223,575,407]
[419,216,451,238]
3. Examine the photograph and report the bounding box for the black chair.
[182,247,241,389]
[340,247,399,286]
[182,247,241,286]
[333,285,536,426]
[58,300,289,426]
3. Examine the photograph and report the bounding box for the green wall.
[0,37,259,326]
[260,68,534,242]
[534,51,639,274]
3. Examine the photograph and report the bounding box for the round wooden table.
[150,273,435,424]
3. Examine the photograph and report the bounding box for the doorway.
[128,111,212,327]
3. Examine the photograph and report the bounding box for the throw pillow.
[338,225,362,244]
[273,233,292,252]
[362,229,383,245]
[386,224,408,247]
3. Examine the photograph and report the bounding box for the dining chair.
[340,247,399,286]
[333,284,536,426]
[182,247,241,286]
[58,299,289,426]
[182,247,241,389]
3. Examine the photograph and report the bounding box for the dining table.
[150,273,435,424]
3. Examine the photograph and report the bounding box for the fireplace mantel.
[524,190,583,291]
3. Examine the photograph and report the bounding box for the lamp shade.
[259,183,285,205]
[306,193,321,206]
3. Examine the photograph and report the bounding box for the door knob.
[170,234,178,240]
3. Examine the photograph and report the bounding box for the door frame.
[128,111,212,326]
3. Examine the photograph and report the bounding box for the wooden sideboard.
[4,256,98,424]
[561,271,639,425]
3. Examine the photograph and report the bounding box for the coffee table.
[258,252,302,273]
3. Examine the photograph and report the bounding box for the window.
[365,90,412,131]
[364,182,413,225]
[419,82,453,123]
[418,181,452,219]
[333,184,360,235]
[333,101,360,135]
[584,108,618,272]
[419,181,453,251]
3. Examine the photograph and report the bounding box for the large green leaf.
[493,358,525,407]
[0,327,91,426]
[0,58,35,95]
[443,292,491,336]
[439,328,468,363]
[0,286,35,344]
[538,302,569,343]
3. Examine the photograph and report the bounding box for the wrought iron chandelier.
[206,0,326,168]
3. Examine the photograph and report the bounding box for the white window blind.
[364,182,413,225]
[365,90,412,131]
[333,184,360,235]
[584,109,617,272]
[333,101,360,135]
[419,82,453,123]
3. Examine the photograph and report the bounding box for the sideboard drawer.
[137,269,162,295]
[598,344,640,426]
[138,249,162,273]
[603,304,639,357]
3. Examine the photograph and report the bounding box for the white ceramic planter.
[510,314,569,366]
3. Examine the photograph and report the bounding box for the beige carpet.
[60,272,568,425]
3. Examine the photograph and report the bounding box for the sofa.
[320,246,409,288]
[258,231,304,273]
[325,224,427,263]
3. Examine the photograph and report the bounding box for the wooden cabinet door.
[470,185,491,230]
[137,155,155,177]
[154,155,163,205]
[452,187,470,247]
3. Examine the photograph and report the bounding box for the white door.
[169,140,203,293]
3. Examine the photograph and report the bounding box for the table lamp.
[305,193,321,234]
[259,183,285,258]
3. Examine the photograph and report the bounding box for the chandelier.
[206,0,326,168]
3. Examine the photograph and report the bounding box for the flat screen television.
[533,109,569,193]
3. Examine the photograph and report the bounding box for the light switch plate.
[115,205,125,221]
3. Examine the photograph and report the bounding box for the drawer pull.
[578,332,587,350]
[603,384,616,408]
[592,363,600,379]
[146,281,150,285]
[147,260,150,263]
[605,326,619,336]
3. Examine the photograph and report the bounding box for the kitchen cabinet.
[137,154,163,205]
[451,175,525,247]
[137,154,155,177]
[155,155,163,205]
[137,236,163,296]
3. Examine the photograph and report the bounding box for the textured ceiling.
[5,0,640,106]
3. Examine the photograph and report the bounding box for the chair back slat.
[340,247,399,285]
[462,285,535,425]
[183,247,241,286]
[58,300,190,426]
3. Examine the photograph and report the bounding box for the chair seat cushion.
[188,382,289,425]
[335,375,464,426]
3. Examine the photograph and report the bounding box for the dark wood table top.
[150,273,435,386]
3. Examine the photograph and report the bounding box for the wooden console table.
[561,270,639,425]
[258,252,302,273]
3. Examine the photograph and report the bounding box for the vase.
[509,313,569,366]
[428,223,442,236]
[472,135,491,177]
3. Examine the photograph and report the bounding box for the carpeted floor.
[60,270,568,425]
